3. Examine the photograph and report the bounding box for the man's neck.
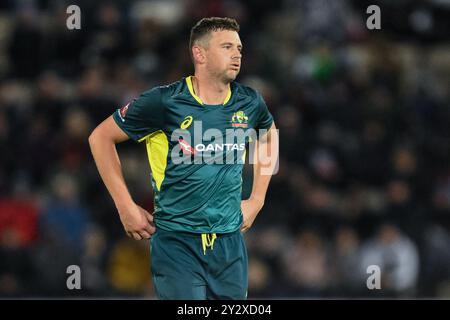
[192,74,230,105]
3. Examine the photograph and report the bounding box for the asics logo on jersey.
[180,116,193,129]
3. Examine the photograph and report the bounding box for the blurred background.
[0,0,449,298]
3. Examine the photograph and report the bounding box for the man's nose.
[232,51,242,59]
[232,48,242,59]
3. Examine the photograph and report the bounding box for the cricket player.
[89,17,278,299]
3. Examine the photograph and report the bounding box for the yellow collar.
[185,76,232,105]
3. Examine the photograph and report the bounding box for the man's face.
[202,30,242,82]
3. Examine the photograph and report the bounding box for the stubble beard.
[218,69,238,84]
[206,63,238,84]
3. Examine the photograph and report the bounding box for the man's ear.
[192,45,206,64]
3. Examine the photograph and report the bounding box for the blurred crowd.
[0,0,449,298]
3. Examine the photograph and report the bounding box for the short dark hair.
[189,17,240,50]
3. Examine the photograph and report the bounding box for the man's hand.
[240,197,264,232]
[117,203,156,240]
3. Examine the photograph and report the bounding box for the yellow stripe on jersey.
[223,87,232,105]
[144,130,169,191]
[138,132,153,143]
[186,76,203,105]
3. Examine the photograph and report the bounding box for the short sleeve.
[255,92,273,131]
[112,87,164,142]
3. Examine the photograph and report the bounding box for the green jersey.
[113,76,273,233]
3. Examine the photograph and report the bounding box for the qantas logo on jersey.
[178,138,196,155]
[172,121,255,164]
[171,120,278,173]
[178,139,245,155]
[195,143,245,152]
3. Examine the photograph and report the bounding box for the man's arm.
[240,122,279,232]
[88,115,155,240]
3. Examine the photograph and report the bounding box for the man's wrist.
[249,195,265,206]
[115,198,136,213]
